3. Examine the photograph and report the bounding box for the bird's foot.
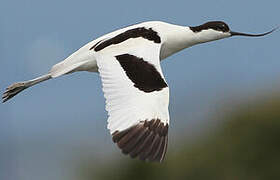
[2,82,27,103]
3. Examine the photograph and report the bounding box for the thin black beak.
[230,27,278,37]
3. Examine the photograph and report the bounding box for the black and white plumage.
[2,21,276,162]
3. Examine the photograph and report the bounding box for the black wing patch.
[112,119,168,162]
[115,54,167,93]
[90,27,161,51]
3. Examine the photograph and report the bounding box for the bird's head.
[189,21,277,43]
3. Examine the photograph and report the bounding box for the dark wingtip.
[112,119,169,162]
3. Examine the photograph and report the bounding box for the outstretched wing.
[94,30,169,162]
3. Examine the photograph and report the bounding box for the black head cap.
[190,21,278,37]
[190,21,230,33]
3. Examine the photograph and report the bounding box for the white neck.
[159,26,198,59]
[158,23,229,60]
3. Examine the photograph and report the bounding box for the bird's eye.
[213,25,223,31]
[216,25,227,32]
[216,26,223,31]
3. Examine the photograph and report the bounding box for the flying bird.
[2,21,277,162]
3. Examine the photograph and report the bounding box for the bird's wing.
[95,36,169,162]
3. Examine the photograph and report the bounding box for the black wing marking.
[91,27,161,51]
[115,54,167,93]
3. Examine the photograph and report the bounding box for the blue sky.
[0,0,279,179]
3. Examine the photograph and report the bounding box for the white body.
[50,21,228,78]
[5,20,273,162]
[3,20,232,162]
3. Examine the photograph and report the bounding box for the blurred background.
[1,0,279,179]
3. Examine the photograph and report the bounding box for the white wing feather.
[95,38,170,134]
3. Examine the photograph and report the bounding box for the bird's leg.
[2,74,52,103]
